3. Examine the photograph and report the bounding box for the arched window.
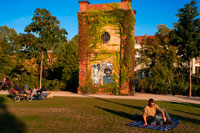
[101,32,110,44]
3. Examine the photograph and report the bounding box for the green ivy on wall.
[78,4,135,94]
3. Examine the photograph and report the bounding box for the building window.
[101,32,110,44]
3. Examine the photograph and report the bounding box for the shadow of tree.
[95,106,134,121]
[170,114,200,125]
[170,102,200,108]
[87,96,143,111]
[93,97,200,125]
[0,97,26,133]
[174,109,200,117]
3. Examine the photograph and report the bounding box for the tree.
[14,33,40,88]
[18,33,39,58]
[138,25,178,93]
[170,0,200,97]
[0,25,18,77]
[24,8,68,88]
[53,35,79,92]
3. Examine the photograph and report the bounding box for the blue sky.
[0,0,199,40]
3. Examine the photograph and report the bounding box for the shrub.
[171,84,188,95]
[137,77,149,93]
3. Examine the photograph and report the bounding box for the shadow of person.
[0,97,26,133]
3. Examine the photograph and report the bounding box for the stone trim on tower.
[78,0,134,12]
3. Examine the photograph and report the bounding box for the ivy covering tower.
[78,0,135,95]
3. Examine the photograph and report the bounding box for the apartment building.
[135,35,200,78]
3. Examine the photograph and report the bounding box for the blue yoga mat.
[129,119,178,131]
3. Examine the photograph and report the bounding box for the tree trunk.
[189,59,192,97]
[39,51,44,89]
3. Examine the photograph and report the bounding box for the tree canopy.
[170,0,200,97]
[170,0,200,61]
[0,26,18,77]
[137,25,178,92]
[25,8,68,51]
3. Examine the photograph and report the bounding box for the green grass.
[0,95,200,133]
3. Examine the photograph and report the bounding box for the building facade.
[78,0,135,94]
[135,35,200,78]
[192,57,200,77]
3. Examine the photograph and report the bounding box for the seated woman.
[37,87,48,100]
[4,78,13,90]
[32,86,39,97]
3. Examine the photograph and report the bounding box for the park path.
[0,90,200,105]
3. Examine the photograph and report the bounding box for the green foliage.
[24,8,68,66]
[22,8,68,89]
[0,9,78,91]
[78,7,135,93]
[25,8,68,51]
[79,74,120,94]
[137,77,149,93]
[53,35,79,92]
[0,26,18,77]
[137,25,178,93]
[17,33,39,59]
[79,80,99,94]
[170,0,200,96]
[170,0,200,61]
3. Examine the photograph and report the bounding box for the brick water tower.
[78,0,136,95]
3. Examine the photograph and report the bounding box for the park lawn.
[0,95,200,133]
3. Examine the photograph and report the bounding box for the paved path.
[1,91,200,105]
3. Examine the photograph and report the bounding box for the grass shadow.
[170,102,200,108]
[0,97,26,133]
[95,106,134,121]
[6,95,12,99]
[174,109,200,117]
[93,97,200,125]
[170,114,200,125]
[87,95,143,111]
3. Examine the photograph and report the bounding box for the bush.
[79,80,98,94]
[187,85,200,97]
[137,77,149,93]
[171,84,187,95]
[196,88,200,97]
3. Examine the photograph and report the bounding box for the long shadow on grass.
[170,102,200,108]
[86,96,143,111]
[0,97,26,133]
[174,109,200,117]
[170,114,200,125]
[95,106,134,121]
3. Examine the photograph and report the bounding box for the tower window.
[101,32,110,44]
